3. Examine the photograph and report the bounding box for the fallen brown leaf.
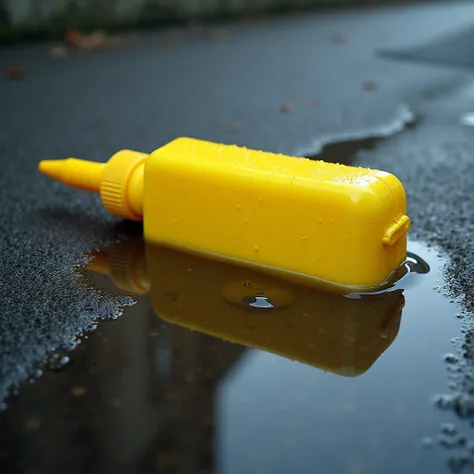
[71,386,87,397]
[362,80,377,91]
[228,121,242,133]
[65,28,84,48]
[280,102,293,114]
[66,28,136,51]
[4,67,24,80]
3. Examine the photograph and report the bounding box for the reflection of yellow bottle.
[88,237,410,377]
[40,137,410,291]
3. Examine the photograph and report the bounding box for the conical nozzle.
[39,150,148,221]
[39,158,105,193]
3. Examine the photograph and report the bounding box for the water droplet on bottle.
[236,204,241,210]
[318,218,323,223]
[258,197,263,203]
[242,296,275,309]
[302,236,306,241]
[254,245,259,251]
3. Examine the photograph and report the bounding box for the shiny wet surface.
[0,239,464,474]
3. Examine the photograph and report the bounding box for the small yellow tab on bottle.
[383,215,410,246]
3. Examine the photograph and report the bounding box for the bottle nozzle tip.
[38,158,105,193]
[39,159,64,181]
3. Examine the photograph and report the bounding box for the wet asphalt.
[1,0,474,422]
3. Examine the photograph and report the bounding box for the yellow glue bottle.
[39,137,410,292]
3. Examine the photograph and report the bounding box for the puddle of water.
[0,235,465,474]
[296,103,416,161]
[307,134,388,166]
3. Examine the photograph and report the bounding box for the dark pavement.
[3,2,474,473]
[379,22,474,69]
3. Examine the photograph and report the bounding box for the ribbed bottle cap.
[100,150,148,221]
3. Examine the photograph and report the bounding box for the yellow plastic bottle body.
[143,137,408,291]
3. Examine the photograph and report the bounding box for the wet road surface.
[2,2,474,473]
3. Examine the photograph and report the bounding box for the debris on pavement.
[66,28,107,50]
[65,28,137,51]
[71,386,87,397]
[49,44,68,60]
[228,121,242,133]
[331,33,347,44]
[280,102,293,114]
[4,67,24,80]
[362,80,378,91]
[209,28,229,42]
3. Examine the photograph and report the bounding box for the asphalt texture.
[2,0,474,463]
[379,23,474,69]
